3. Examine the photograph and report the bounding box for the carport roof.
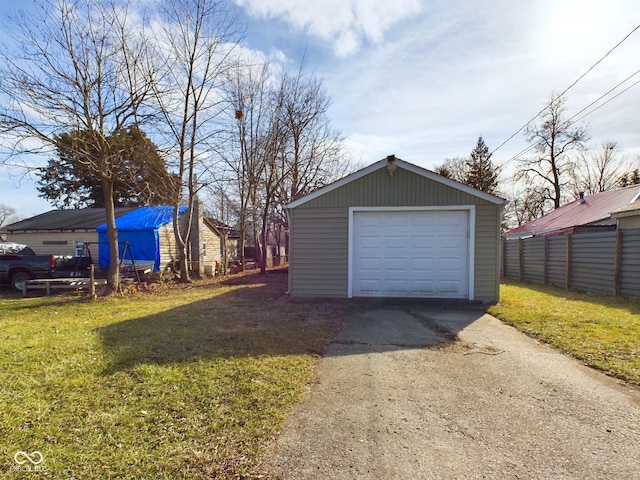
[286,156,506,209]
[0,207,137,232]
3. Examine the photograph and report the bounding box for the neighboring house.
[0,202,239,276]
[286,156,506,302]
[505,184,640,239]
[0,208,137,256]
[610,198,640,229]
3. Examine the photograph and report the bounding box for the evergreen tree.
[465,136,500,194]
[38,126,179,208]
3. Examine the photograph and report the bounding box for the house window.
[202,242,207,257]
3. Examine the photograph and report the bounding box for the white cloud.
[234,0,421,56]
[316,0,640,171]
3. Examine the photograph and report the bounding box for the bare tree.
[222,61,273,270]
[0,0,155,294]
[0,205,18,228]
[276,67,346,203]
[272,66,349,266]
[571,141,635,196]
[223,61,350,273]
[504,186,550,228]
[151,0,242,282]
[516,95,589,210]
[434,157,468,183]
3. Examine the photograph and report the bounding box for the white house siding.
[158,223,180,272]
[197,223,222,273]
[158,217,223,275]
[4,231,99,259]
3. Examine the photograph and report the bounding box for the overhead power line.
[567,69,640,125]
[491,23,640,157]
[501,66,640,167]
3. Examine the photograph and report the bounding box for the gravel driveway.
[262,303,640,479]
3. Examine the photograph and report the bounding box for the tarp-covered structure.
[96,206,188,271]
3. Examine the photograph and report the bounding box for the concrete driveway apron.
[263,304,640,479]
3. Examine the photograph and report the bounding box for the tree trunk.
[259,206,269,275]
[102,179,121,294]
[172,204,192,283]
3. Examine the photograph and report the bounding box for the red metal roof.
[505,185,640,238]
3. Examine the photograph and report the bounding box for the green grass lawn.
[0,271,343,479]
[489,282,640,386]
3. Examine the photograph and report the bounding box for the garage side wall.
[474,204,501,302]
[288,207,349,297]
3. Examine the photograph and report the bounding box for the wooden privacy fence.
[501,228,640,298]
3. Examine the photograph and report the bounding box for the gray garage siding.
[299,167,488,208]
[288,207,349,297]
[474,205,501,302]
[288,204,502,302]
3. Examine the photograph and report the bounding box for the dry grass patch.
[0,270,343,479]
[489,282,640,386]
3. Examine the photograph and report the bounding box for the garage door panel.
[359,237,381,248]
[352,210,468,298]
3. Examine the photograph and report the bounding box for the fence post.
[613,228,622,296]
[501,237,506,279]
[565,235,572,290]
[90,264,96,297]
[518,238,523,281]
[543,236,548,285]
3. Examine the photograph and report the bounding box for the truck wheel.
[12,272,32,291]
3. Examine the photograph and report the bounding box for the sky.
[1,0,639,220]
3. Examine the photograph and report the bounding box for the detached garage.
[286,156,505,302]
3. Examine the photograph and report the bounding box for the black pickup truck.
[0,243,92,291]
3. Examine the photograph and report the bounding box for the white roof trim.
[286,157,506,209]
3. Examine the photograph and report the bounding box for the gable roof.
[505,184,640,238]
[286,156,506,209]
[0,207,138,232]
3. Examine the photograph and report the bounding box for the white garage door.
[352,210,469,298]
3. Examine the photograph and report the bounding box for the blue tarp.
[96,206,188,272]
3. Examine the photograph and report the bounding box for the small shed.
[286,156,505,302]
